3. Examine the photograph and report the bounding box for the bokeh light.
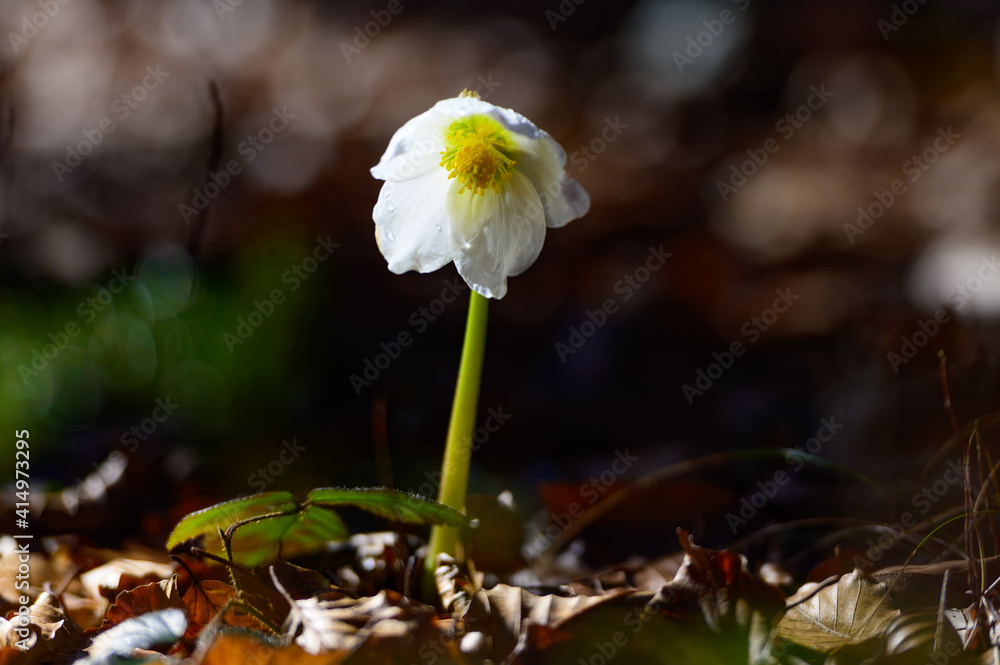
[2,0,1000,561]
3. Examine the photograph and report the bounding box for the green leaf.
[166,491,350,568]
[166,487,472,568]
[214,504,351,568]
[307,487,471,527]
[166,491,300,550]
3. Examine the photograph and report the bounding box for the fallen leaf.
[883,609,963,658]
[286,589,428,656]
[656,529,786,632]
[778,568,900,653]
[80,558,176,602]
[609,531,787,663]
[267,561,337,601]
[200,632,345,665]
[0,592,86,665]
[462,583,633,663]
[520,592,754,665]
[0,542,69,607]
[78,557,177,625]
[183,579,267,631]
[102,575,185,628]
[565,554,685,597]
[77,608,187,665]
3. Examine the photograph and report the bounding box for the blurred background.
[3,0,1000,570]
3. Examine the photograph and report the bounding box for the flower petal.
[431,96,524,127]
[447,171,546,299]
[508,131,591,229]
[431,97,591,229]
[370,108,448,182]
[374,169,457,274]
[372,96,518,182]
[371,94,591,297]
[436,96,548,144]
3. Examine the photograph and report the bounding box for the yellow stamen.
[440,114,516,196]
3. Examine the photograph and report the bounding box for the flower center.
[440,115,516,196]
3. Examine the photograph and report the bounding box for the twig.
[187,80,224,257]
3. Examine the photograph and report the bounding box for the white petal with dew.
[449,171,546,299]
[374,169,457,274]
[370,94,590,298]
[371,108,448,182]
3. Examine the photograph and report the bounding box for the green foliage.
[167,487,472,568]
[0,234,333,480]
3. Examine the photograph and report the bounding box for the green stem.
[423,289,489,599]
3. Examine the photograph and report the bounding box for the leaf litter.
[7,368,1000,663]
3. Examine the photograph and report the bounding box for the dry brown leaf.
[0,591,86,664]
[183,580,267,631]
[201,633,347,665]
[183,580,235,627]
[778,568,900,653]
[229,565,293,630]
[517,590,769,664]
[0,548,67,607]
[266,562,336,601]
[432,554,637,662]
[76,556,177,627]
[80,558,176,602]
[656,529,786,631]
[462,583,633,663]
[286,589,431,656]
[103,574,185,628]
[631,554,684,592]
[565,554,684,597]
[882,609,963,659]
[612,530,786,663]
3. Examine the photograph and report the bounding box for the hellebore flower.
[370,92,590,299]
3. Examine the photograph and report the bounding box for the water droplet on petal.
[435,224,442,232]
[386,202,395,212]
[386,230,395,241]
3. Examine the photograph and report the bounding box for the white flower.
[371,93,590,299]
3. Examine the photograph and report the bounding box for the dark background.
[3,0,1000,568]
